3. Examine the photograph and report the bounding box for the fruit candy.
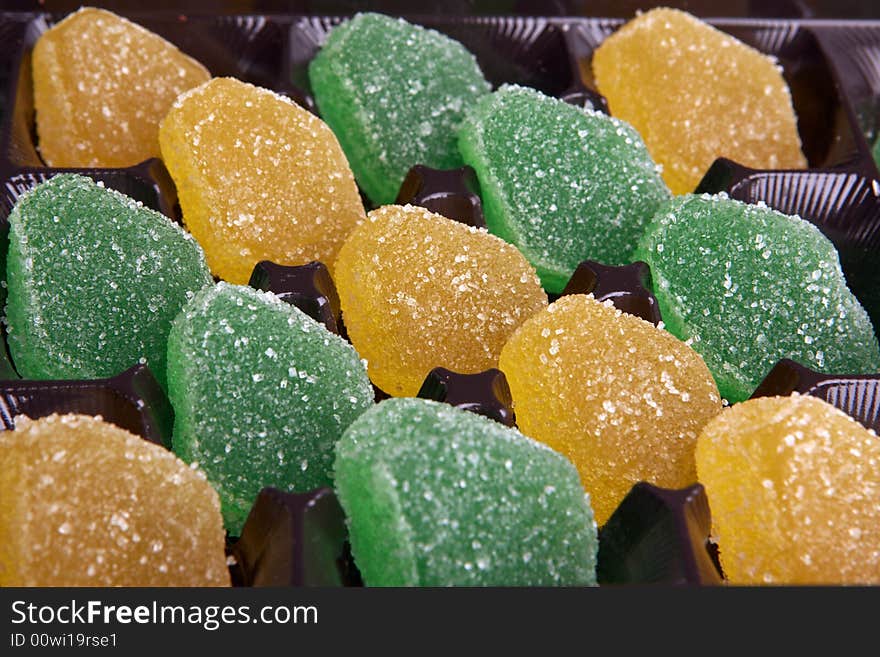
[458,84,670,293]
[166,282,374,536]
[159,77,365,284]
[0,413,229,586]
[5,173,212,389]
[695,394,880,584]
[32,7,210,168]
[592,7,807,195]
[635,193,880,403]
[499,294,722,526]
[309,12,491,206]
[333,204,547,397]
[334,397,598,586]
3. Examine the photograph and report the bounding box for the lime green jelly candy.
[458,84,671,293]
[635,193,880,403]
[308,12,490,206]
[5,173,212,387]
[167,282,374,536]
[334,397,598,586]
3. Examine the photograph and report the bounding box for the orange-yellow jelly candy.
[32,7,210,168]
[499,295,722,526]
[695,395,880,585]
[0,414,230,586]
[592,8,807,195]
[160,77,366,284]
[334,204,547,397]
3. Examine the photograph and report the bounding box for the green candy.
[458,84,671,293]
[5,173,212,387]
[334,397,598,587]
[635,193,880,403]
[872,136,880,170]
[167,282,374,536]
[308,12,490,206]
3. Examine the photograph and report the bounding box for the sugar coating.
[32,7,210,167]
[333,204,547,396]
[635,193,880,403]
[334,397,598,586]
[458,84,670,293]
[0,413,229,586]
[499,294,722,526]
[5,173,213,389]
[592,8,807,195]
[308,12,491,205]
[159,77,366,284]
[167,282,374,536]
[695,395,880,584]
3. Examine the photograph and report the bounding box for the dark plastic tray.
[1,7,879,588]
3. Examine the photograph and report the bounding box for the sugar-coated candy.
[334,397,598,586]
[167,282,374,536]
[499,294,722,526]
[5,174,212,389]
[32,7,210,168]
[592,7,806,195]
[635,193,880,403]
[695,395,880,584]
[458,84,670,293]
[159,77,365,284]
[309,12,490,206]
[333,204,547,397]
[0,413,229,586]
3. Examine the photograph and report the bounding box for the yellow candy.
[695,395,880,585]
[160,77,366,284]
[32,7,210,168]
[334,204,547,397]
[499,295,722,526]
[0,414,230,586]
[592,8,807,195]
